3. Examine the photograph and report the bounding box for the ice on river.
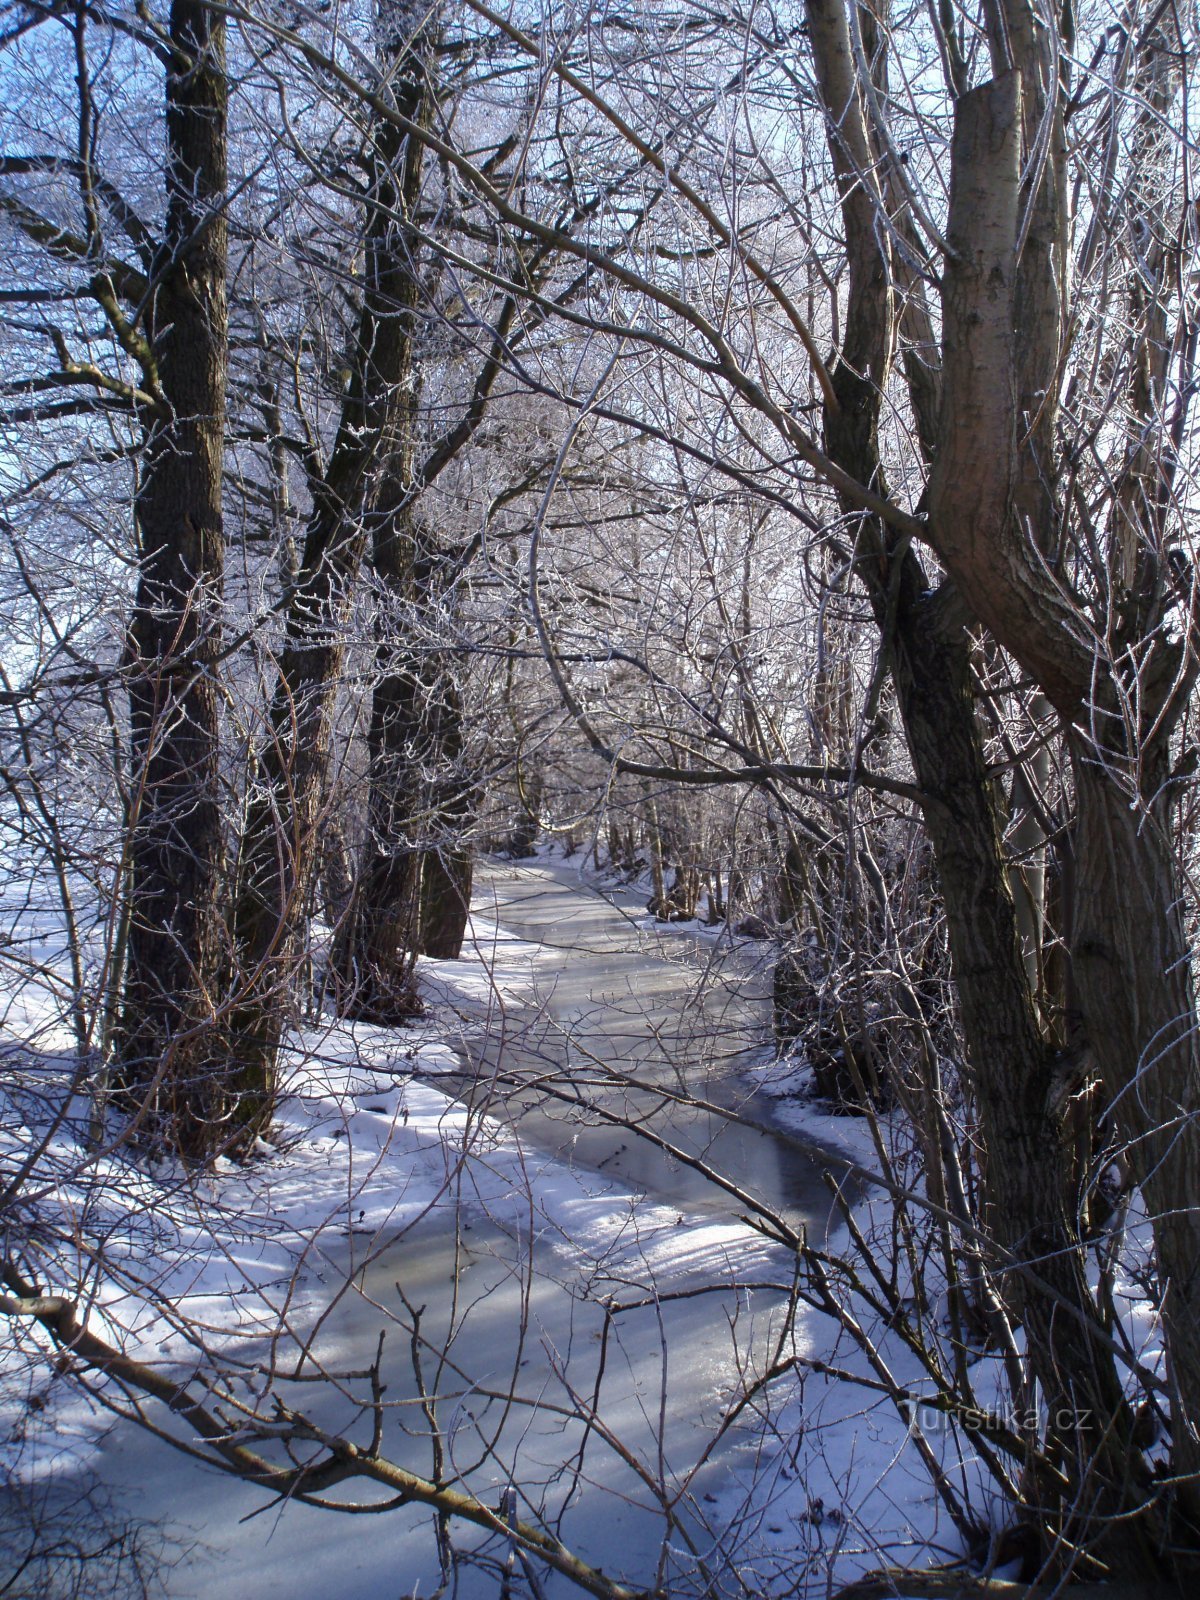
[2,859,993,1597]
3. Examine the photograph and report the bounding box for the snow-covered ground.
[1,858,1165,1598]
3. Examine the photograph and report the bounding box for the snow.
[1,858,1167,1597]
[742,1047,892,1168]
[419,911,543,1013]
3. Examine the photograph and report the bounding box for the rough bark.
[1073,729,1200,1509]
[419,834,474,960]
[331,648,474,1012]
[1007,712,1050,1006]
[413,664,474,960]
[886,578,1152,1562]
[324,533,427,1021]
[224,2,433,1128]
[926,73,1088,716]
[920,35,1200,1540]
[119,0,228,1156]
[805,0,1161,1566]
[332,548,476,1002]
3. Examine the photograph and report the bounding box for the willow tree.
[917,10,1200,1559]
[799,0,1187,1568]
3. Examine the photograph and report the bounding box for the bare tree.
[0,0,231,1155]
[119,0,230,1153]
[262,0,1200,1573]
[5,0,1200,1589]
[222,0,440,1123]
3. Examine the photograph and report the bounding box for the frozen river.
[456,860,837,1223]
[84,862,844,1599]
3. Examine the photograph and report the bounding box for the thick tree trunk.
[228,556,363,1121]
[850,380,1161,1578]
[419,841,474,961]
[333,644,474,1010]
[923,46,1200,1550]
[322,0,487,1007]
[331,853,423,1023]
[1072,737,1200,1510]
[120,0,228,1157]
[887,578,1153,1554]
[224,7,432,1131]
[226,398,408,1129]
[803,0,1158,1560]
[838,383,1144,1559]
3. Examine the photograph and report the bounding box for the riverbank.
[2,861,977,1598]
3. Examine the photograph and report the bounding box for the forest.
[1,0,1198,1595]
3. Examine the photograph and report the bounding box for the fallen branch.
[1,1265,650,1600]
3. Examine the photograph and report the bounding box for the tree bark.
[224,1,433,1130]
[921,34,1200,1540]
[1072,729,1200,1509]
[925,72,1088,715]
[331,554,476,999]
[886,580,1151,1553]
[331,648,473,1013]
[414,664,474,960]
[419,838,474,960]
[805,0,1161,1565]
[120,0,229,1157]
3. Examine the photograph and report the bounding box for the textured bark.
[1002,0,1071,565]
[887,583,1154,1564]
[419,837,474,961]
[326,0,484,1006]
[317,809,355,923]
[920,36,1200,1539]
[334,494,427,1016]
[1007,716,1050,1006]
[926,74,1087,716]
[120,0,229,1156]
[851,482,1149,1566]
[412,664,474,961]
[331,648,474,1012]
[331,545,476,1002]
[805,0,1161,1565]
[1073,733,1200,1506]
[225,2,433,1127]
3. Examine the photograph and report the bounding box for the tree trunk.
[224,4,432,1132]
[415,667,474,960]
[335,645,475,999]
[920,40,1200,1550]
[318,809,355,924]
[329,529,477,997]
[887,578,1153,1553]
[1008,697,1052,1006]
[1072,735,1200,1513]
[120,0,228,1158]
[420,843,474,961]
[803,0,1158,1561]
